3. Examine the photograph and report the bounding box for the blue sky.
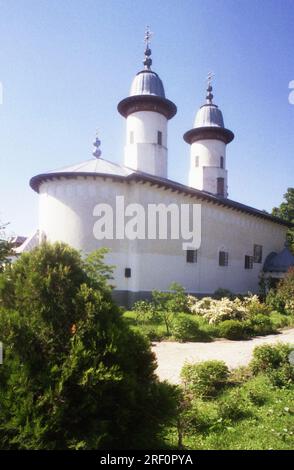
[0,0,293,236]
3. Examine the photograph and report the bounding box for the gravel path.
[151,328,294,384]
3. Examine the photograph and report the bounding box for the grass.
[164,374,294,450]
[123,310,215,341]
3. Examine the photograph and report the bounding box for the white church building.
[21,36,290,305]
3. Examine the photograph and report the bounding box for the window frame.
[217,177,225,196]
[244,255,253,269]
[186,249,197,263]
[253,244,263,263]
[157,130,162,146]
[219,250,228,267]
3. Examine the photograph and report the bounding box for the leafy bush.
[247,314,276,336]
[242,375,271,406]
[218,389,252,421]
[270,310,291,329]
[0,243,177,449]
[250,343,293,373]
[268,363,294,388]
[152,283,189,335]
[153,282,189,314]
[133,300,158,324]
[266,268,294,316]
[179,398,219,434]
[188,294,267,325]
[181,360,229,398]
[250,343,294,387]
[171,316,200,342]
[266,289,286,314]
[218,320,249,340]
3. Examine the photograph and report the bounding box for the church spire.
[92,131,102,159]
[206,72,214,104]
[143,26,153,70]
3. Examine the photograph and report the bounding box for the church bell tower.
[118,28,177,178]
[184,76,234,197]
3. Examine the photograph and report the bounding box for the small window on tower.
[253,244,263,263]
[217,177,225,196]
[220,156,224,169]
[195,156,199,167]
[157,131,162,145]
[186,249,197,263]
[130,131,134,144]
[244,255,253,269]
[219,251,228,266]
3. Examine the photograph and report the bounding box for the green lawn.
[164,374,294,450]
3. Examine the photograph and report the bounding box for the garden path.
[152,328,294,384]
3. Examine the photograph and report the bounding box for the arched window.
[217,177,225,196]
[220,156,224,169]
[219,250,229,266]
[157,131,162,145]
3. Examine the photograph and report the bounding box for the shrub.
[0,243,177,449]
[181,360,229,398]
[244,296,271,317]
[243,375,270,406]
[152,283,190,335]
[171,316,201,342]
[218,389,252,421]
[218,320,249,340]
[179,398,219,434]
[268,363,294,388]
[266,288,286,313]
[250,343,294,387]
[133,300,157,324]
[247,314,276,336]
[188,294,272,326]
[266,268,294,315]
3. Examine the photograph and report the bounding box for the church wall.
[189,139,228,194]
[38,176,287,303]
[124,111,168,177]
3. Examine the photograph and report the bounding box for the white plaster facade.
[189,139,228,195]
[124,111,168,177]
[37,174,287,304]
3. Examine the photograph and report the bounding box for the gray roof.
[30,157,291,228]
[194,103,225,128]
[43,158,134,178]
[130,70,165,98]
[263,246,294,273]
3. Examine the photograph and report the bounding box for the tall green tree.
[0,222,11,270]
[0,243,176,449]
[272,188,294,253]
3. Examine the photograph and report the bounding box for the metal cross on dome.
[93,130,102,159]
[144,26,153,48]
[206,72,214,103]
[207,72,214,87]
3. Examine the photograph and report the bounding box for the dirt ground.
[151,328,294,384]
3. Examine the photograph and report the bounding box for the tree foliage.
[0,222,11,271]
[272,187,294,253]
[0,243,176,449]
